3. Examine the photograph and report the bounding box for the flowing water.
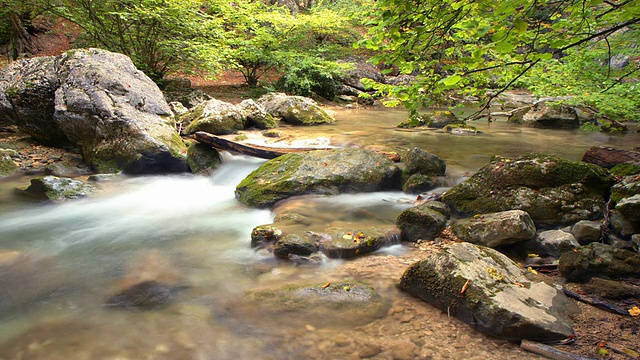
[0,108,638,359]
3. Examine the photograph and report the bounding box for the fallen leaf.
[596,347,609,356]
[622,348,640,358]
[343,285,351,291]
[460,279,470,295]
[513,281,525,288]
[342,234,352,240]
[322,282,330,289]
[526,267,538,275]
[527,253,539,258]
[305,324,316,332]
[629,306,640,316]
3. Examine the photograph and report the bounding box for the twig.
[562,287,631,316]
[521,339,597,360]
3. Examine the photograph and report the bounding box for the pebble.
[358,344,381,359]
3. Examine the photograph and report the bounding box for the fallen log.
[193,131,328,159]
[581,146,640,169]
[521,340,597,360]
[193,131,402,162]
[562,287,631,316]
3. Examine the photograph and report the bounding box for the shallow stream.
[0,108,638,359]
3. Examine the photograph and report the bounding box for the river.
[0,107,638,359]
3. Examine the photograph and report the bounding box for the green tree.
[56,0,228,81]
[0,0,50,60]
[362,0,640,121]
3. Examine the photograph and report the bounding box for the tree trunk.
[8,11,37,60]
[582,146,640,169]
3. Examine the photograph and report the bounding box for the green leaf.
[513,19,527,33]
[495,41,516,53]
[442,75,462,86]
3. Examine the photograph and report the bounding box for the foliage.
[54,0,228,81]
[224,0,359,91]
[361,0,640,121]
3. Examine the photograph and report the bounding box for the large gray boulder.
[237,99,277,129]
[181,99,244,135]
[442,154,614,227]
[450,210,536,248]
[256,93,334,125]
[0,48,188,174]
[522,101,579,129]
[235,148,401,207]
[400,242,578,341]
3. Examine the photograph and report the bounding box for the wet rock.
[43,161,92,177]
[396,202,449,242]
[442,154,614,227]
[571,220,602,244]
[337,57,385,91]
[0,148,19,176]
[186,142,222,175]
[181,99,244,135]
[256,92,334,125]
[237,99,277,129]
[274,234,316,259]
[402,174,448,194]
[444,123,482,135]
[523,101,579,129]
[580,277,640,300]
[105,249,185,310]
[402,147,446,179]
[536,229,580,257]
[451,210,536,248]
[397,110,462,129]
[235,148,401,207]
[251,225,284,248]
[241,281,389,327]
[558,242,640,281]
[320,227,397,259]
[21,175,96,202]
[400,242,578,341]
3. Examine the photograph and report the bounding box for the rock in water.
[256,92,334,125]
[235,148,401,207]
[0,48,188,174]
[400,242,577,341]
[450,210,536,248]
[442,154,614,227]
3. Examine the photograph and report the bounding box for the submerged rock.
[450,210,536,248]
[400,242,578,341]
[240,281,389,327]
[320,227,398,258]
[397,110,462,129]
[558,242,640,282]
[256,92,334,125]
[235,148,401,207]
[442,154,614,227]
[273,234,316,259]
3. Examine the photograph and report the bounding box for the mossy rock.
[320,227,395,258]
[235,148,402,208]
[559,242,640,282]
[610,176,640,203]
[400,242,577,341]
[396,202,449,242]
[0,149,19,176]
[442,153,614,227]
[397,110,462,129]
[273,234,316,259]
[21,175,97,202]
[186,143,222,175]
[251,225,284,248]
[182,99,244,135]
[610,162,640,177]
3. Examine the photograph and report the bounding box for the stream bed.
[0,108,638,359]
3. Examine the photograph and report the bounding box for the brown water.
[0,107,638,359]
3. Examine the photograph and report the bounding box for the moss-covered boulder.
[441,154,614,227]
[251,224,284,248]
[616,194,640,222]
[0,149,19,176]
[182,99,244,135]
[450,210,536,248]
[186,143,222,175]
[396,201,450,242]
[401,147,447,194]
[237,99,277,129]
[402,173,448,194]
[273,234,316,259]
[559,242,640,282]
[400,242,578,341]
[397,110,462,129]
[522,101,579,129]
[235,148,401,207]
[256,92,334,125]
[20,175,97,202]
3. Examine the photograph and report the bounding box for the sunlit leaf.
[442,75,462,86]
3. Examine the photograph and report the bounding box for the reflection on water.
[1,107,636,359]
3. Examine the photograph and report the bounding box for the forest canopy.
[1,0,638,122]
